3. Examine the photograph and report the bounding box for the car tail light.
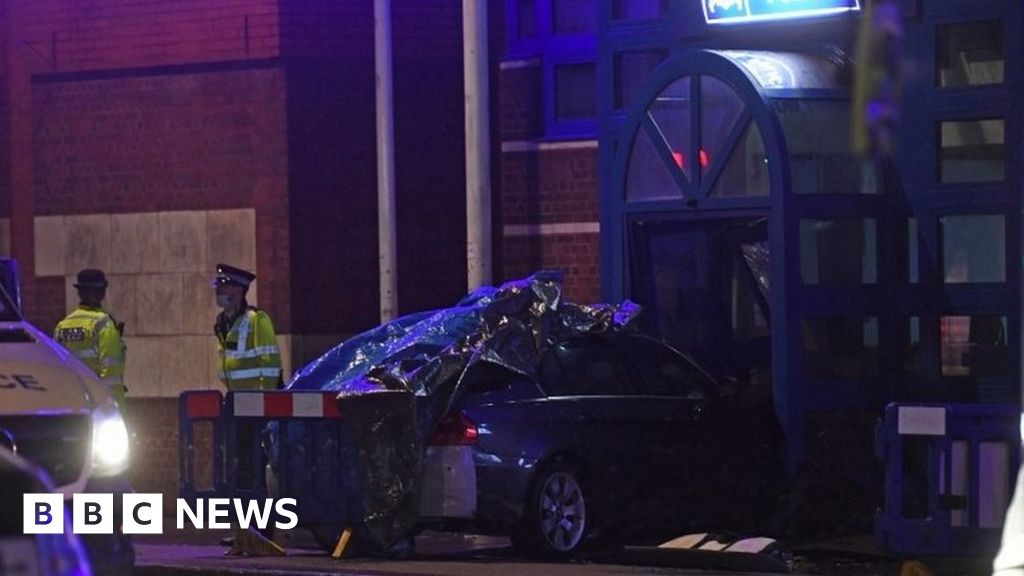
[429,413,478,446]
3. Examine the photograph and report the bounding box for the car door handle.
[691,404,706,422]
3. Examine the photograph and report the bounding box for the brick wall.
[33,68,286,216]
[24,275,64,335]
[498,145,601,302]
[28,67,291,332]
[18,0,280,75]
[0,84,9,217]
[501,147,599,224]
[502,232,600,304]
[126,398,181,511]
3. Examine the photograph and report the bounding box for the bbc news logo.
[23,494,298,534]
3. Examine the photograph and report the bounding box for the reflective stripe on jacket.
[216,307,282,390]
[54,306,127,411]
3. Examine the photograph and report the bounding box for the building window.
[553,0,597,35]
[940,315,1008,378]
[800,218,878,285]
[709,121,769,198]
[802,316,879,380]
[776,100,877,194]
[938,119,1005,184]
[627,128,683,201]
[936,20,1003,88]
[941,214,1005,283]
[554,62,597,120]
[902,317,921,377]
[614,50,668,110]
[907,218,919,283]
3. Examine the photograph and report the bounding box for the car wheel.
[516,462,588,559]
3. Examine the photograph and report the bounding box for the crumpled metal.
[284,271,640,551]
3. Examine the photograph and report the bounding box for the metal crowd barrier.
[178,389,359,532]
[876,403,1022,556]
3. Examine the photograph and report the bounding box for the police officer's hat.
[74,269,108,289]
[213,263,255,288]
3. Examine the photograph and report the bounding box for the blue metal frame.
[598,0,1023,472]
[602,49,802,466]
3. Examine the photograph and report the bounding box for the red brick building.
[0,0,600,499]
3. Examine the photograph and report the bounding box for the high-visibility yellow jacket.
[216,307,282,390]
[54,305,127,412]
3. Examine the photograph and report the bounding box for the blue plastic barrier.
[876,403,1022,556]
[178,390,362,532]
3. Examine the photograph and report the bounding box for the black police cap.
[213,263,256,288]
[74,269,108,289]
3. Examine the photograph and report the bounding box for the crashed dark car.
[281,272,782,558]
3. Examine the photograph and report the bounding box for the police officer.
[213,263,282,390]
[54,269,127,412]
[213,263,281,510]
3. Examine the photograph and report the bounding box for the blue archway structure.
[603,49,886,473]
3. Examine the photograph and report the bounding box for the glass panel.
[903,317,921,377]
[648,77,692,180]
[554,63,597,120]
[622,336,707,398]
[712,51,840,90]
[539,339,633,396]
[800,219,878,285]
[939,119,1005,183]
[908,218,919,283]
[776,100,877,194]
[553,0,597,35]
[612,0,668,20]
[941,315,1008,378]
[942,214,1005,283]
[701,76,744,180]
[517,0,537,38]
[614,50,668,110]
[802,317,879,380]
[936,20,1004,87]
[638,218,771,386]
[709,121,769,197]
[626,128,683,201]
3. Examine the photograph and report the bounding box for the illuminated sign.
[703,0,860,25]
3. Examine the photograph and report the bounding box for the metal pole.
[464,0,492,290]
[375,0,398,322]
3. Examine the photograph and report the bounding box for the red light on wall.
[672,151,684,169]
[699,149,710,168]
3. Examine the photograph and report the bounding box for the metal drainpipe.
[464,0,492,291]
[375,0,398,322]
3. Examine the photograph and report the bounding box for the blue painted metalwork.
[598,0,1022,480]
[876,402,1022,555]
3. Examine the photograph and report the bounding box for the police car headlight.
[91,407,130,476]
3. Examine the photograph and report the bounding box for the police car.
[0,446,91,576]
[0,260,133,575]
